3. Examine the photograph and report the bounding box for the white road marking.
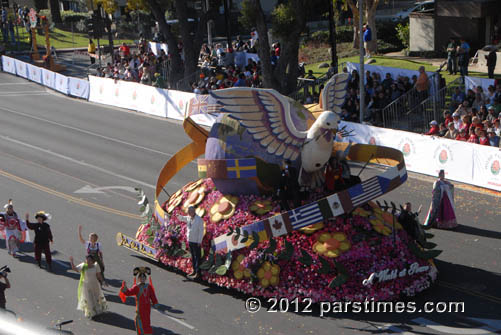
[412,317,498,334]
[0,134,156,189]
[0,82,33,85]
[377,324,416,334]
[155,309,196,330]
[0,105,173,158]
[467,318,501,331]
[0,92,49,97]
[74,185,137,194]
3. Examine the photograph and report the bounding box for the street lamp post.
[359,0,364,123]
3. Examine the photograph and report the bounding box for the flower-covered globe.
[132,178,441,303]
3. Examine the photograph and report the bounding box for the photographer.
[0,269,10,310]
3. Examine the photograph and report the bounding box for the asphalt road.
[0,72,500,335]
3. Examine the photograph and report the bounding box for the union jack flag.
[186,95,209,117]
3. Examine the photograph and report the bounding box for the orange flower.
[313,232,351,258]
[210,195,238,222]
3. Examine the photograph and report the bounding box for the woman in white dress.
[69,255,108,318]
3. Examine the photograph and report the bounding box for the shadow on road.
[451,224,501,239]
[93,312,180,335]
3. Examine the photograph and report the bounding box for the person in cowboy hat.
[120,267,159,335]
[25,211,53,270]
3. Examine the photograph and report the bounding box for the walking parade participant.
[78,225,105,285]
[69,255,107,319]
[1,200,21,257]
[120,267,159,335]
[423,170,458,229]
[177,206,204,279]
[25,211,53,270]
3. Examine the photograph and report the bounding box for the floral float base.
[135,178,438,303]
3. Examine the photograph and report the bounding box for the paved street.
[0,72,500,335]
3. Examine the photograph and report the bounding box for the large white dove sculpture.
[185,72,349,175]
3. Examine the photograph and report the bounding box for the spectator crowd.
[425,84,501,147]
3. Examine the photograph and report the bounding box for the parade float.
[117,73,440,302]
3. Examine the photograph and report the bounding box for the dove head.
[316,110,340,131]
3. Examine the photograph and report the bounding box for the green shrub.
[395,22,410,49]
[376,21,403,48]
[62,12,90,25]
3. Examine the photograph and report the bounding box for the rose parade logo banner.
[482,152,501,189]
[433,143,453,166]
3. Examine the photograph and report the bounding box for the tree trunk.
[48,0,62,24]
[146,0,184,88]
[366,0,379,54]
[347,0,360,49]
[328,0,338,72]
[252,0,274,90]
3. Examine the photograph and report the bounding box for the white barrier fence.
[88,75,216,126]
[2,55,499,192]
[1,55,89,100]
[339,121,501,192]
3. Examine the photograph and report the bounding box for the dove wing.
[321,72,350,113]
[187,88,306,161]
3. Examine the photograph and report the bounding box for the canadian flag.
[264,213,292,238]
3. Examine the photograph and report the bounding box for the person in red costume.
[120,267,159,335]
[425,120,439,135]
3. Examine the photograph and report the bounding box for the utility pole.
[328,0,338,74]
[359,0,364,123]
[205,0,212,46]
[223,0,231,48]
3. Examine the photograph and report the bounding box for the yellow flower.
[166,190,183,214]
[231,254,251,280]
[210,195,239,222]
[299,222,324,234]
[249,200,272,215]
[353,207,371,217]
[184,179,204,192]
[313,232,351,258]
[256,261,280,288]
[370,219,392,235]
[182,186,206,212]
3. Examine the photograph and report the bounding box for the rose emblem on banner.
[115,88,119,97]
[369,136,377,145]
[178,100,184,110]
[491,160,500,176]
[99,85,104,94]
[438,150,448,164]
[132,90,137,100]
[433,144,453,166]
[76,83,80,90]
[402,143,411,156]
[151,95,155,104]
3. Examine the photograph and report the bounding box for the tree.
[346,0,381,52]
[127,0,218,88]
[241,0,326,95]
[48,0,62,24]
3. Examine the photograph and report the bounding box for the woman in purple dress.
[423,170,458,229]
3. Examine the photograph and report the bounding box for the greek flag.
[289,203,324,230]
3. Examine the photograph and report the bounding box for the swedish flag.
[226,158,257,179]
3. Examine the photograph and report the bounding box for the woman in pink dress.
[423,170,458,229]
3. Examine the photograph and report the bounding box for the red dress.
[120,283,158,335]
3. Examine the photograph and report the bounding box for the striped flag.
[186,95,209,117]
[264,213,293,237]
[289,203,324,230]
[348,177,383,207]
